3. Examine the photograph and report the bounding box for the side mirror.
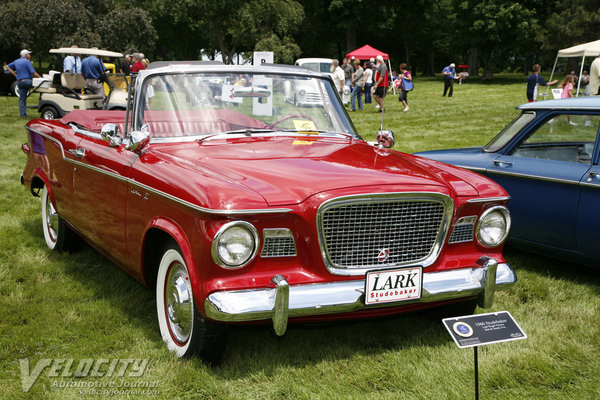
[101,123,122,147]
[376,130,395,148]
[126,130,150,152]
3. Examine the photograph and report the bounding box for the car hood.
[151,137,481,206]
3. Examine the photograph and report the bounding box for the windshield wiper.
[276,129,355,139]
[197,129,277,144]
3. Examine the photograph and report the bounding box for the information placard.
[442,311,526,348]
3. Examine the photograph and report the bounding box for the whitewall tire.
[156,243,228,361]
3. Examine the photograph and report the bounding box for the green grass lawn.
[1,75,599,399]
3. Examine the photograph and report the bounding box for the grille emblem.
[377,249,390,262]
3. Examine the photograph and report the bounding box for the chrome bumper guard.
[204,257,516,336]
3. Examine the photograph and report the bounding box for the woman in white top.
[363,61,373,104]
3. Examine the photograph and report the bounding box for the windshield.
[136,72,357,139]
[483,111,536,152]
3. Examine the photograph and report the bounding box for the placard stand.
[474,346,479,400]
[442,311,526,400]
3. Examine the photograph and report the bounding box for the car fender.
[31,168,55,202]
[141,217,202,303]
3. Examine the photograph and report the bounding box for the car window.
[138,72,357,139]
[484,111,536,152]
[299,63,319,73]
[510,114,598,164]
[319,63,331,73]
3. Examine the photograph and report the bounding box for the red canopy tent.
[346,44,393,92]
[345,44,389,61]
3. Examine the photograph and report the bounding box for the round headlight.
[211,221,259,269]
[476,206,511,248]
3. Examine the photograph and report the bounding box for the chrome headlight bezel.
[211,221,259,269]
[476,206,511,248]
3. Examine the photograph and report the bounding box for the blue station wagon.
[416,97,600,267]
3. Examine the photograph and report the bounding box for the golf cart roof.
[49,48,123,58]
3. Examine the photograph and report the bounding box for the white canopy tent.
[547,39,600,96]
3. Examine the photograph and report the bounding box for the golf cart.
[34,47,128,119]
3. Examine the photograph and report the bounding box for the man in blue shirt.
[442,63,456,97]
[63,45,82,74]
[81,52,107,96]
[7,49,41,118]
[526,64,558,102]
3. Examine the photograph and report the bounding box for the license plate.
[364,266,422,306]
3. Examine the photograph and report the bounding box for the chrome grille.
[261,229,297,257]
[305,92,321,102]
[448,216,476,244]
[319,195,450,271]
[449,225,474,243]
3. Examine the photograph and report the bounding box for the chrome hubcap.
[45,194,58,242]
[165,263,193,344]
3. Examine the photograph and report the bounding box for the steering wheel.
[265,113,317,130]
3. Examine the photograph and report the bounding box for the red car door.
[68,132,138,263]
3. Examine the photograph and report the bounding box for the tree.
[97,7,157,55]
[545,1,600,49]
[0,0,157,65]
[457,0,544,77]
[0,0,92,66]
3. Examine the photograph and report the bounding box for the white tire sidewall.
[41,186,57,250]
[156,248,194,357]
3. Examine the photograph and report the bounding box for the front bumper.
[204,257,516,335]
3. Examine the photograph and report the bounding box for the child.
[560,75,577,125]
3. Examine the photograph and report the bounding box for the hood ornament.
[377,249,390,262]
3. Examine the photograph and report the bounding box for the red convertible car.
[21,63,516,360]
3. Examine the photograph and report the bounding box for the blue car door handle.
[493,160,513,168]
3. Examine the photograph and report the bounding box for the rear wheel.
[40,106,59,120]
[156,242,228,362]
[9,81,19,97]
[41,185,77,251]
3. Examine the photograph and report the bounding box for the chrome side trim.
[69,158,129,182]
[579,182,600,189]
[204,260,517,323]
[129,179,293,215]
[27,126,292,215]
[458,165,486,172]
[487,169,581,186]
[466,196,510,203]
[316,192,454,276]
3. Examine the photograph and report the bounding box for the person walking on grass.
[7,49,41,118]
[363,61,373,104]
[526,64,558,102]
[372,55,388,112]
[442,63,456,97]
[350,59,365,111]
[560,75,577,125]
[398,62,412,112]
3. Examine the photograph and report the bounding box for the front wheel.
[156,242,228,362]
